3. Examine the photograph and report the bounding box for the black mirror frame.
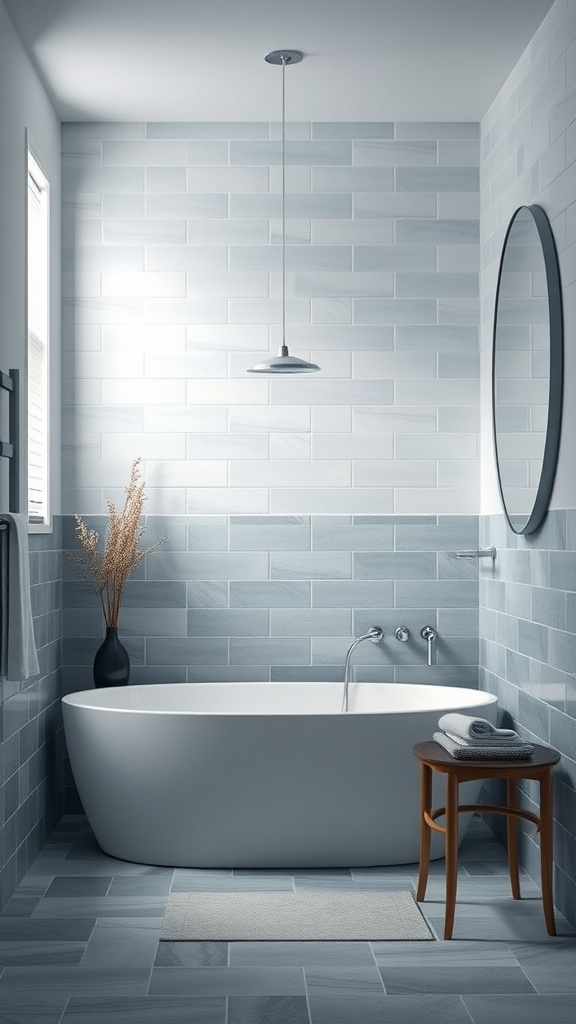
[492,203,564,536]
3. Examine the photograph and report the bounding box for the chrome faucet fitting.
[394,626,410,642]
[420,626,437,667]
[341,626,383,713]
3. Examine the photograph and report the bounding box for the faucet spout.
[341,626,383,712]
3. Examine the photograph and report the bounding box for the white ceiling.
[3,0,556,122]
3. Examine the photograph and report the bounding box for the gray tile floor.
[0,815,574,1024]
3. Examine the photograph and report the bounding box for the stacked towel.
[434,713,534,760]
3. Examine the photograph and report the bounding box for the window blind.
[27,152,49,525]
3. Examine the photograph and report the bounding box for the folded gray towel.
[0,513,40,682]
[443,730,525,747]
[433,732,534,760]
[439,713,519,742]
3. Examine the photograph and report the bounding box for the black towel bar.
[0,368,19,513]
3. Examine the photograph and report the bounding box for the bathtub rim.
[62,681,498,716]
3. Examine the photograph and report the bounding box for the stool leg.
[506,778,521,900]
[444,772,459,940]
[417,762,432,903]
[539,769,556,936]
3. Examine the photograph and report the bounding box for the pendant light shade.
[247,51,320,375]
[248,345,320,374]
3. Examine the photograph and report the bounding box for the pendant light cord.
[281,54,287,354]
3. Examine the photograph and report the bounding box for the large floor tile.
[0,965,151,997]
[228,941,376,967]
[0,992,69,1024]
[0,941,86,966]
[362,994,474,1024]
[32,897,167,918]
[171,875,295,892]
[378,965,536,995]
[519,966,576,993]
[424,912,574,942]
[0,919,95,942]
[508,936,576,966]
[371,938,519,966]
[154,941,228,967]
[149,966,307,996]
[44,877,112,898]
[60,995,226,1024]
[0,897,45,918]
[227,995,311,1024]
[305,965,387,1024]
[79,917,162,969]
[463,994,576,1024]
[107,875,174,896]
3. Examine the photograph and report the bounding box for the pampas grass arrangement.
[66,458,164,627]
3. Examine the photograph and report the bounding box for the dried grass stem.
[65,458,164,627]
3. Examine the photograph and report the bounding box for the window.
[27,147,50,527]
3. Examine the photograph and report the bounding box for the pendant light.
[248,50,320,374]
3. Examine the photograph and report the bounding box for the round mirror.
[492,204,563,535]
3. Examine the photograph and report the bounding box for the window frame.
[26,136,51,533]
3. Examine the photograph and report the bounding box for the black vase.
[93,627,130,688]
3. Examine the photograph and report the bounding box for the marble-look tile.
[149,966,306,996]
[378,965,536,995]
[32,898,166,918]
[229,581,311,608]
[109,877,172,898]
[0,993,69,1024]
[371,939,518,966]
[228,995,310,1024]
[313,122,393,139]
[171,875,295,893]
[0,919,95,941]
[462,995,576,1024]
[360,995,476,1024]
[44,878,112,898]
[228,941,374,967]
[79,918,161,969]
[0,942,86,966]
[520,965,576,993]
[508,937,576,967]
[61,995,226,1024]
[305,966,387,1024]
[0,965,151,997]
[154,942,228,967]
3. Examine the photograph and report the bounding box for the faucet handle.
[394,626,409,642]
[420,626,436,667]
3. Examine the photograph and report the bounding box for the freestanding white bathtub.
[62,682,497,868]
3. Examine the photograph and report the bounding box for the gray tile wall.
[479,512,576,926]
[61,120,480,517]
[0,521,65,909]
[479,0,576,925]
[62,512,479,690]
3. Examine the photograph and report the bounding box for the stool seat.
[413,740,560,940]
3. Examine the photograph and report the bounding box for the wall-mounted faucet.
[394,626,410,642]
[341,626,383,712]
[420,626,437,667]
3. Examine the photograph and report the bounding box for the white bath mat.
[160,889,433,941]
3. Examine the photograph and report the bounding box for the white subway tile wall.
[480,0,576,926]
[61,120,480,516]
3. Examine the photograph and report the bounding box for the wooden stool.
[413,740,560,940]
